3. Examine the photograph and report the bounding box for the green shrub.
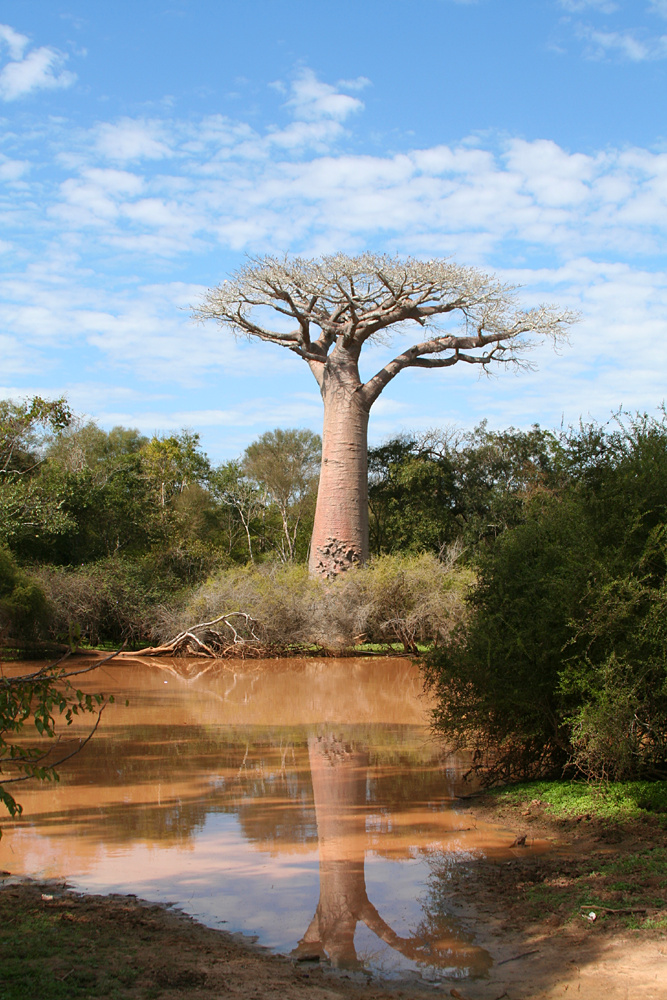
[422,412,667,785]
[0,547,48,642]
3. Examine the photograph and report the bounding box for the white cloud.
[0,25,75,100]
[0,333,36,376]
[95,120,172,162]
[265,118,348,151]
[336,76,371,92]
[0,155,28,181]
[503,139,595,206]
[14,102,667,268]
[284,68,364,122]
[559,3,667,62]
[581,27,667,60]
[0,268,302,388]
[0,24,28,60]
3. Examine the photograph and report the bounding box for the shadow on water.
[1,656,552,982]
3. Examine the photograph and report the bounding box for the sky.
[1,0,667,460]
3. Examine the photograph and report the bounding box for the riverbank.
[1,789,665,1000]
[444,783,667,998]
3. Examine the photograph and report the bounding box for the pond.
[0,656,545,983]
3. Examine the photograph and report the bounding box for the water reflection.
[296,734,490,975]
[0,657,543,981]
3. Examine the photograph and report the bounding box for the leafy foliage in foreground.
[0,546,48,644]
[422,411,667,783]
[0,654,115,825]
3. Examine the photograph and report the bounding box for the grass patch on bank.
[0,883,226,1000]
[524,847,667,930]
[0,890,142,1000]
[489,779,667,822]
[475,779,667,931]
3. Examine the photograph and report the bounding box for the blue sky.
[1,0,667,459]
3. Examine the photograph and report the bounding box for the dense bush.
[318,550,472,652]
[33,554,204,648]
[422,412,667,784]
[562,536,667,781]
[0,547,48,643]
[368,423,560,556]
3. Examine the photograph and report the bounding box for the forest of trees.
[2,396,667,784]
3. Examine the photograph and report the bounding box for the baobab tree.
[195,254,575,578]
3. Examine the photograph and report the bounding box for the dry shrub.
[320,550,473,652]
[34,560,158,647]
[156,562,321,650]
[160,551,472,654]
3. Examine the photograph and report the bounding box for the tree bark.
[308,362,369,578]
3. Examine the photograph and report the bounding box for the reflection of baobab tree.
[294,734,491,975]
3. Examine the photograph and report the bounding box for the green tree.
[243,428,321,562]
[208,460,268,565]
[0,546,48,644]
[141,431,210,510]
[0,397,75,546]
[368,436,457,556]
[45,420,148,477]
[0,397,72,475]
[368,424,560,557]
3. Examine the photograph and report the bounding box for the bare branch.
[1,647,123,690]
[194,255,576,382]
[360,302,576,406]
[121,612,266,659]
[1,707,107,784]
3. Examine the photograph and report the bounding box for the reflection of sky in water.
[79,812,323,951]
[0,657,547,982]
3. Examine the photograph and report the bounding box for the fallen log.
[118,612,268,659]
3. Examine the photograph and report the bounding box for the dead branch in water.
[118,612,268,659]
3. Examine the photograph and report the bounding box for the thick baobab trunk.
[308,370,369,578]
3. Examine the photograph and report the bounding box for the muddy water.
[0,656,544,982]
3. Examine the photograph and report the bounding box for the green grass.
[355,641,432,653]
[490,779,667,821]
[485,780,667,930]
[523,848,667,928]
[0,903,141,1000]
[0,884,236,999]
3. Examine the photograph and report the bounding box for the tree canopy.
[196,253,576,576]
[195,253,575,400]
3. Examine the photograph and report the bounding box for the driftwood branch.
[120,612,267,659]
